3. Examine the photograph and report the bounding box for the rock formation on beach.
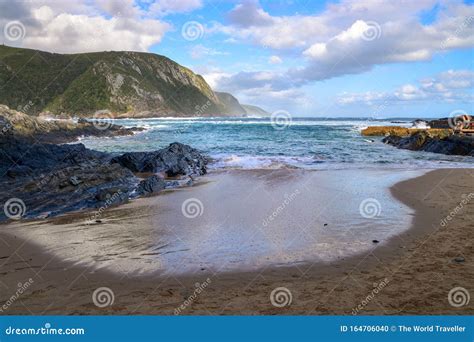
[0,45,267,118]
[361,123,473,156]
[382,131,474,156]
[0,105,140,143]
[111,142,208,177]
[0,138,208,221]
[0,106,208,221]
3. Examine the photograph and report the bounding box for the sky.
[0,0,473,117]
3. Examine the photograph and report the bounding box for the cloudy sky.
[1,0,473,117]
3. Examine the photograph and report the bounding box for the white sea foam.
[210,154,318,170]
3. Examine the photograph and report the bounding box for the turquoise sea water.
[79,117,473,170]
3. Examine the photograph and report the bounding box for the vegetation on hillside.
[0,45,267,117]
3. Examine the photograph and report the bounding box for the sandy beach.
[0,168,472,315]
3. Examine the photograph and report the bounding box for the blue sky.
[1,0,473,117]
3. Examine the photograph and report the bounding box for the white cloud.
[217,0,474,85]
[337,70,474,105]
[0,1,170,53]
[268,55,282,64]
[227,0,273,27]
[149,0,203,16]
[95,0,141,18]
[221,0,439,49]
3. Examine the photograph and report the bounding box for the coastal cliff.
[0,45,266,117]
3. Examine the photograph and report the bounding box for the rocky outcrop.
[382,131,474,156]
[0,138,207,221]
[428,118,451,129]
[111,142,207,177]
[361,126,450,137]
[362,126,418,137]
[0,105,140,144]
[136,175,166,196]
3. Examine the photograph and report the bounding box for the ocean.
[79,117,473,170]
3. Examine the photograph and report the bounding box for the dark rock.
[166,180,180,188]
[0,136,206,221]
[136,175,166,195]
[95,186,129,203]
[6,165,33,178]
[372,240,379,244]
[383,131,474,156]
[0,138,110,177]
[111,142,207,176]
[0,105,141,144]
[428,118,450,129]
[69,176,82,186]
[454,257,465,263]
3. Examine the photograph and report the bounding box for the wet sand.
[0,168,472,315]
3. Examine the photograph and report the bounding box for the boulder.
[136,175,166,195]
[111,142,207,176]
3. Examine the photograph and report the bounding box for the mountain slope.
[215,92,247,116]
[242,104,270,116]
[0,45,266,117]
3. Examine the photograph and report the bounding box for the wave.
[208,153,474,171]
[209,154,316,170]
[116,119,404,129]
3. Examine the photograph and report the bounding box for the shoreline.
[0,168,472,314]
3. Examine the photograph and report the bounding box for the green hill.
[0,45,266,117]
